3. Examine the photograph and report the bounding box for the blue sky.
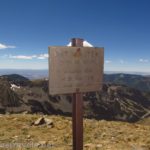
[0,0,150,72]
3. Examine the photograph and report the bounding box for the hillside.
[0,78,24,113]
[0,74,149,122]
[104,73,150,92]
[0,114,149,150]
[1,74,30,86]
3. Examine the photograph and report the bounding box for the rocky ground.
[0,114,149,150]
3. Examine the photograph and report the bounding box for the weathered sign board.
[49,46,104,95]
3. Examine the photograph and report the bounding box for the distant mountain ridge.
[0,69,150,79]
[104,73,150,92]
[0,74,149,122]
[1,74,30,86]
[0,69,48,79]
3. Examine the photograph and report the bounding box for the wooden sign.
[48,46,104,95]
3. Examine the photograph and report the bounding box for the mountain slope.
[1,74,30,86]
[84,84,150,122]
[0,74,149,122]
[0,78,27,113]
[104,73,150,92]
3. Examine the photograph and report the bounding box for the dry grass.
[0,114,149,150]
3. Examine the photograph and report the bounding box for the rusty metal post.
[71,38,84,150]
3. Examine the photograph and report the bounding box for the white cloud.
[139,58,149,63]
[9,55,34,60]
[105,60,112,64]
[9,53,49,60]
[32,55,37,58]
[0,43,16,49]
[37,54,49,59]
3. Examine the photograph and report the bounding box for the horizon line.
[0,68,150,75]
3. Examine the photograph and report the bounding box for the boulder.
[33,117,53,127]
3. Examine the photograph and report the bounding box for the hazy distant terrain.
[0,69,150,79]
[0,69,48,79]
[1,69,149,92]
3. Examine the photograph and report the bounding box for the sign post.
[48,38,104,150]
[71,38,84,150]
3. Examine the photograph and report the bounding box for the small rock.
[12,118,18,121]
[37,141,48,147]
[44,118,53,126]
[12,135,18,140]
[84,143,94,148]
[39,141,47,145]
[33,117,45,126]
[14,135,18,138]
[96,144,103,148]
[22,111,29,114]
[32,117,53,127]
[26,135,31,139]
